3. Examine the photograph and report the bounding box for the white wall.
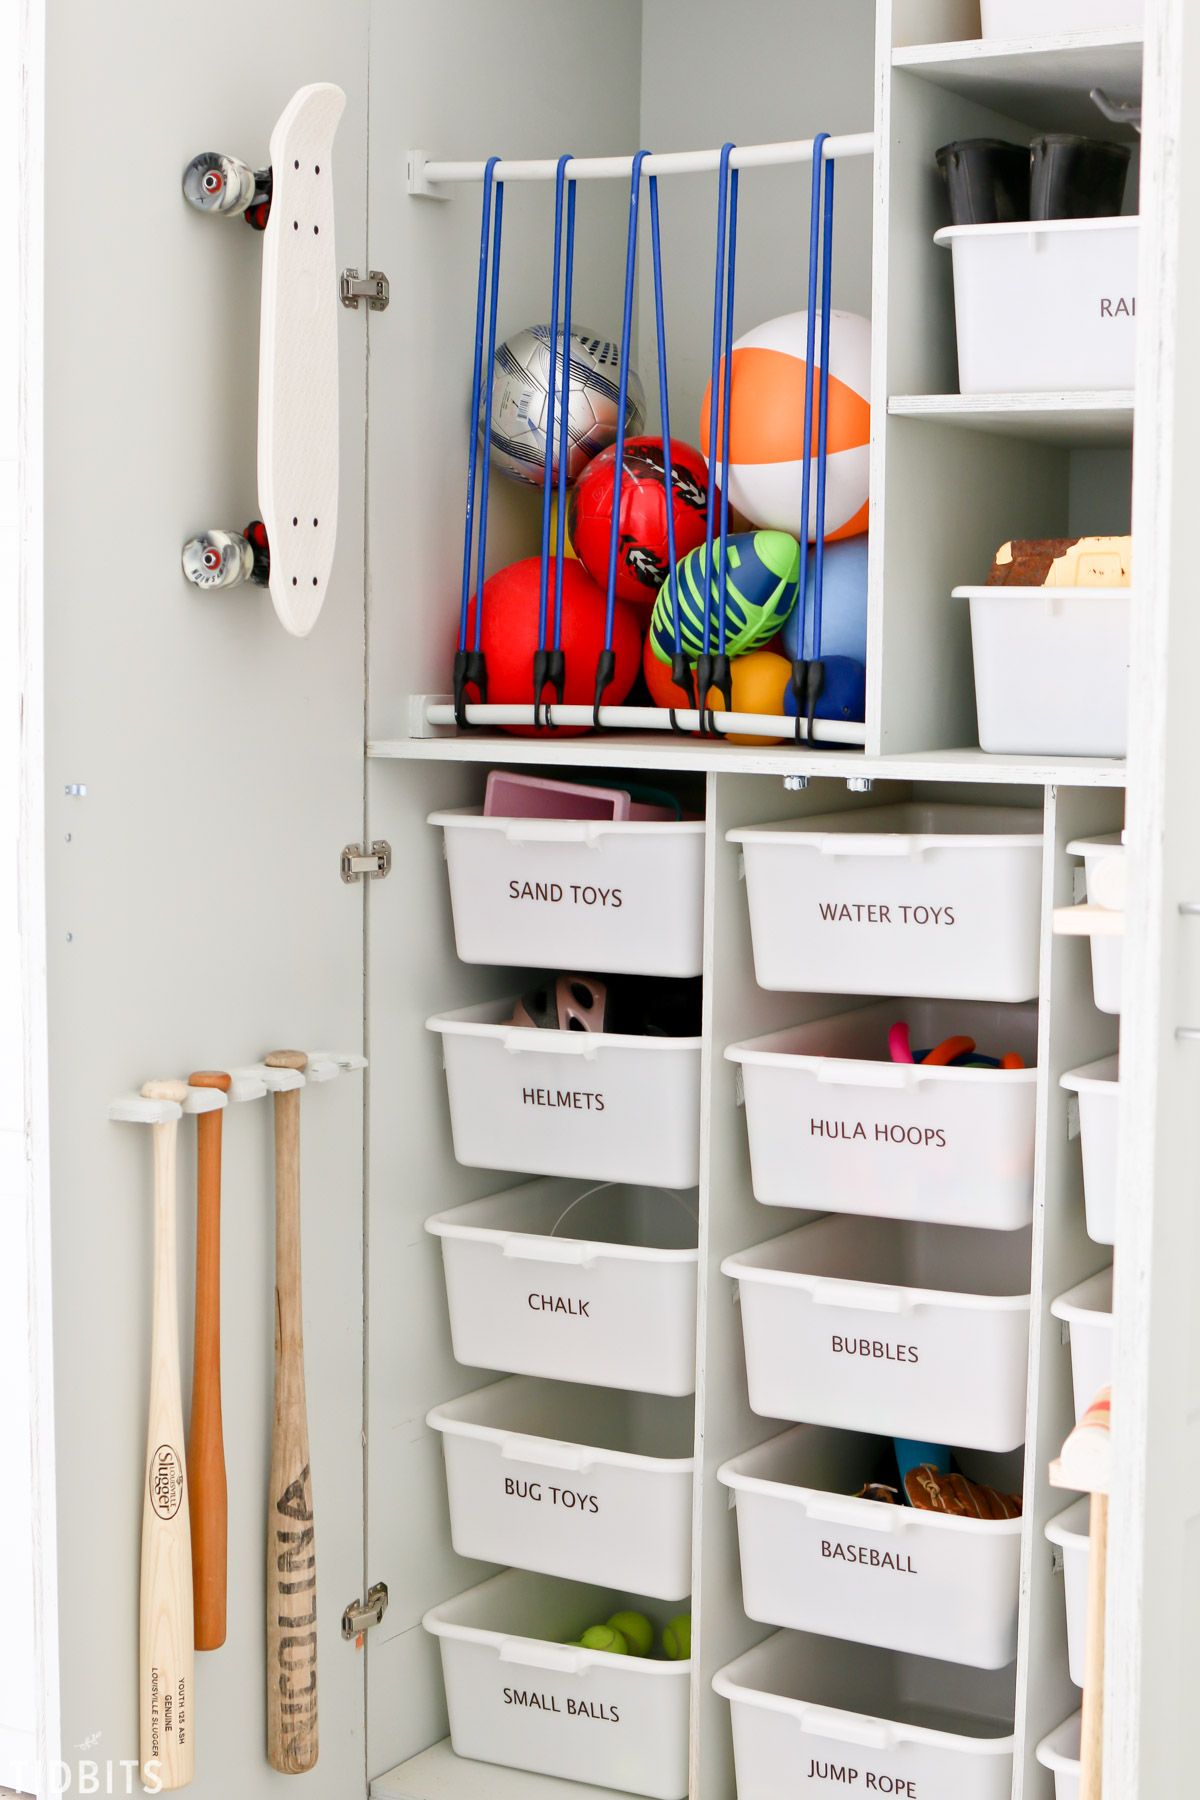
[1,0,37,1781]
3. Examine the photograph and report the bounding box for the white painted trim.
[18,0,60,1794]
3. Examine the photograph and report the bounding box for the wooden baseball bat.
[187,1070,232,1651]
[265,1050,318,1774]
[139,1079,195,1791]
[1079,1490,1109,1800]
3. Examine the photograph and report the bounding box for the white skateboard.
[182,84,346,637]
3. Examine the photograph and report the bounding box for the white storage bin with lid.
[981,0,1143,36]
[728,803,1044,1002]
[1051,1268,1114,1421]
[718,1425,1024,1668]
[954,586,1130,758]
[429,808,706,978]
[423,1570,691,1800]
[1036,1713,1082,1800]
[426,1179,699,1396]
[722,1218,1033,1451]
[1046,1498,1091,1688]
[935,220,1138,395]
[713,1631,1016,1800]
[727,997,1039,1231]
[427,1377,695,1601]
[1066,834,1125,1013]
[1061,1056,1120,1245]
[428,999,702,1189]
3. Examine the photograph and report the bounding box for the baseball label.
[821,1538,917,1575]
[148,1444,184,1520]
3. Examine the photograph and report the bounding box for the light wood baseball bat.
[139,1079,195,1791]
[187,1070,232,1651]
[1079,1490,1109,1800]
[264,1050,318,1774]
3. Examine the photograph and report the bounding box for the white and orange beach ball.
[699,309,871,541]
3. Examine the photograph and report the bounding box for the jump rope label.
[820,1539,917,1576]
[507,880,624,909]
[816,901,956,927]
[804,1763,917,1795]
[503,1687,620,1724]
[811,1119,948,1149]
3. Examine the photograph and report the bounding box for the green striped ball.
[650,530,800,663]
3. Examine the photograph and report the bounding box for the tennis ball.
[581,1624,629,1655]
[606,1611,654,1658]
[662,1614,692,1661]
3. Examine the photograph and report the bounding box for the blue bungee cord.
[594,149,649,726]
[790,134,834,744]
[699,143,738,734]
[543,163,578,729]
[454,155,502,728]
[648,170,694,723]
[534,154,573,729]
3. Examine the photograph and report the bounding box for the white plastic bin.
[718,1426,1024,1668]
[727,998,1039,1231]
[729,803,1044,1001]
[423,1570,691,1800]
[1036,1713,1082,1800]
[1051,1268,1114,1421]
[981,0,1143,36]
[722,1218,1033,1452]
[935,220,1138,395]
[428,999,702,1189]
[430,808,706,978]
[955,587,1130,758]
[1067,835,1125,1013]
[427,1378,695,1601]
[1046,1498,1091,1688]
[713,1632,1016,1800]
[1060,1056,1120,1245]
[426,1179,699,1396]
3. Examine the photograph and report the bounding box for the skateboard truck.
[182,523,270,592]
[183,150,274,229]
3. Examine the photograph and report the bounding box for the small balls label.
[502,1687,620,1723]
[817,901,956,927]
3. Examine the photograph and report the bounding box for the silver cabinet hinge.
[341,268,390,311]
[341,840,392,883]
[342,1582,389,1639]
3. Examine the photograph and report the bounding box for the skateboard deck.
[181,83,345,637]
[258,83,345,636]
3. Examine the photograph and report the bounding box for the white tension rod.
[422,701,867,747]
[408,132,875,194]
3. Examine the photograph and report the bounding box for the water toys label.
[816,901,955,927]
[831,1336,920,1364]
[522,1087,606,1112]
[528,1293,591,1317]
[503,1688,620,1723]
[810,1119,948,1149]
[507,879,624,909]
[805,1764,916,1794]
[821,1540,917,1575]
[503,1478,600,1514]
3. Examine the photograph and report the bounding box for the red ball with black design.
[567,436,709,610]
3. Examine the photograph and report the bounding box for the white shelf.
[372,1742,629,1800]
[893,29,1143,133]
[889,390,1135,446]
[369,734,1126,787]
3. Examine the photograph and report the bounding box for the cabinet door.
[31,2,370,1794]
[1109,0,1200,1790]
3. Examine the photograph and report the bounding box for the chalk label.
[528,1293,591,1318]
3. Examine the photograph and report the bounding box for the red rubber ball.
[463,556,642,737]
[568,436,709,610]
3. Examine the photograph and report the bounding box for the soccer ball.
[482,325,646,487]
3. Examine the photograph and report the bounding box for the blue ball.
[780,534,868,664]
[783,655,867,724]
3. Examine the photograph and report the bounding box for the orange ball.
[641,639,792,745]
